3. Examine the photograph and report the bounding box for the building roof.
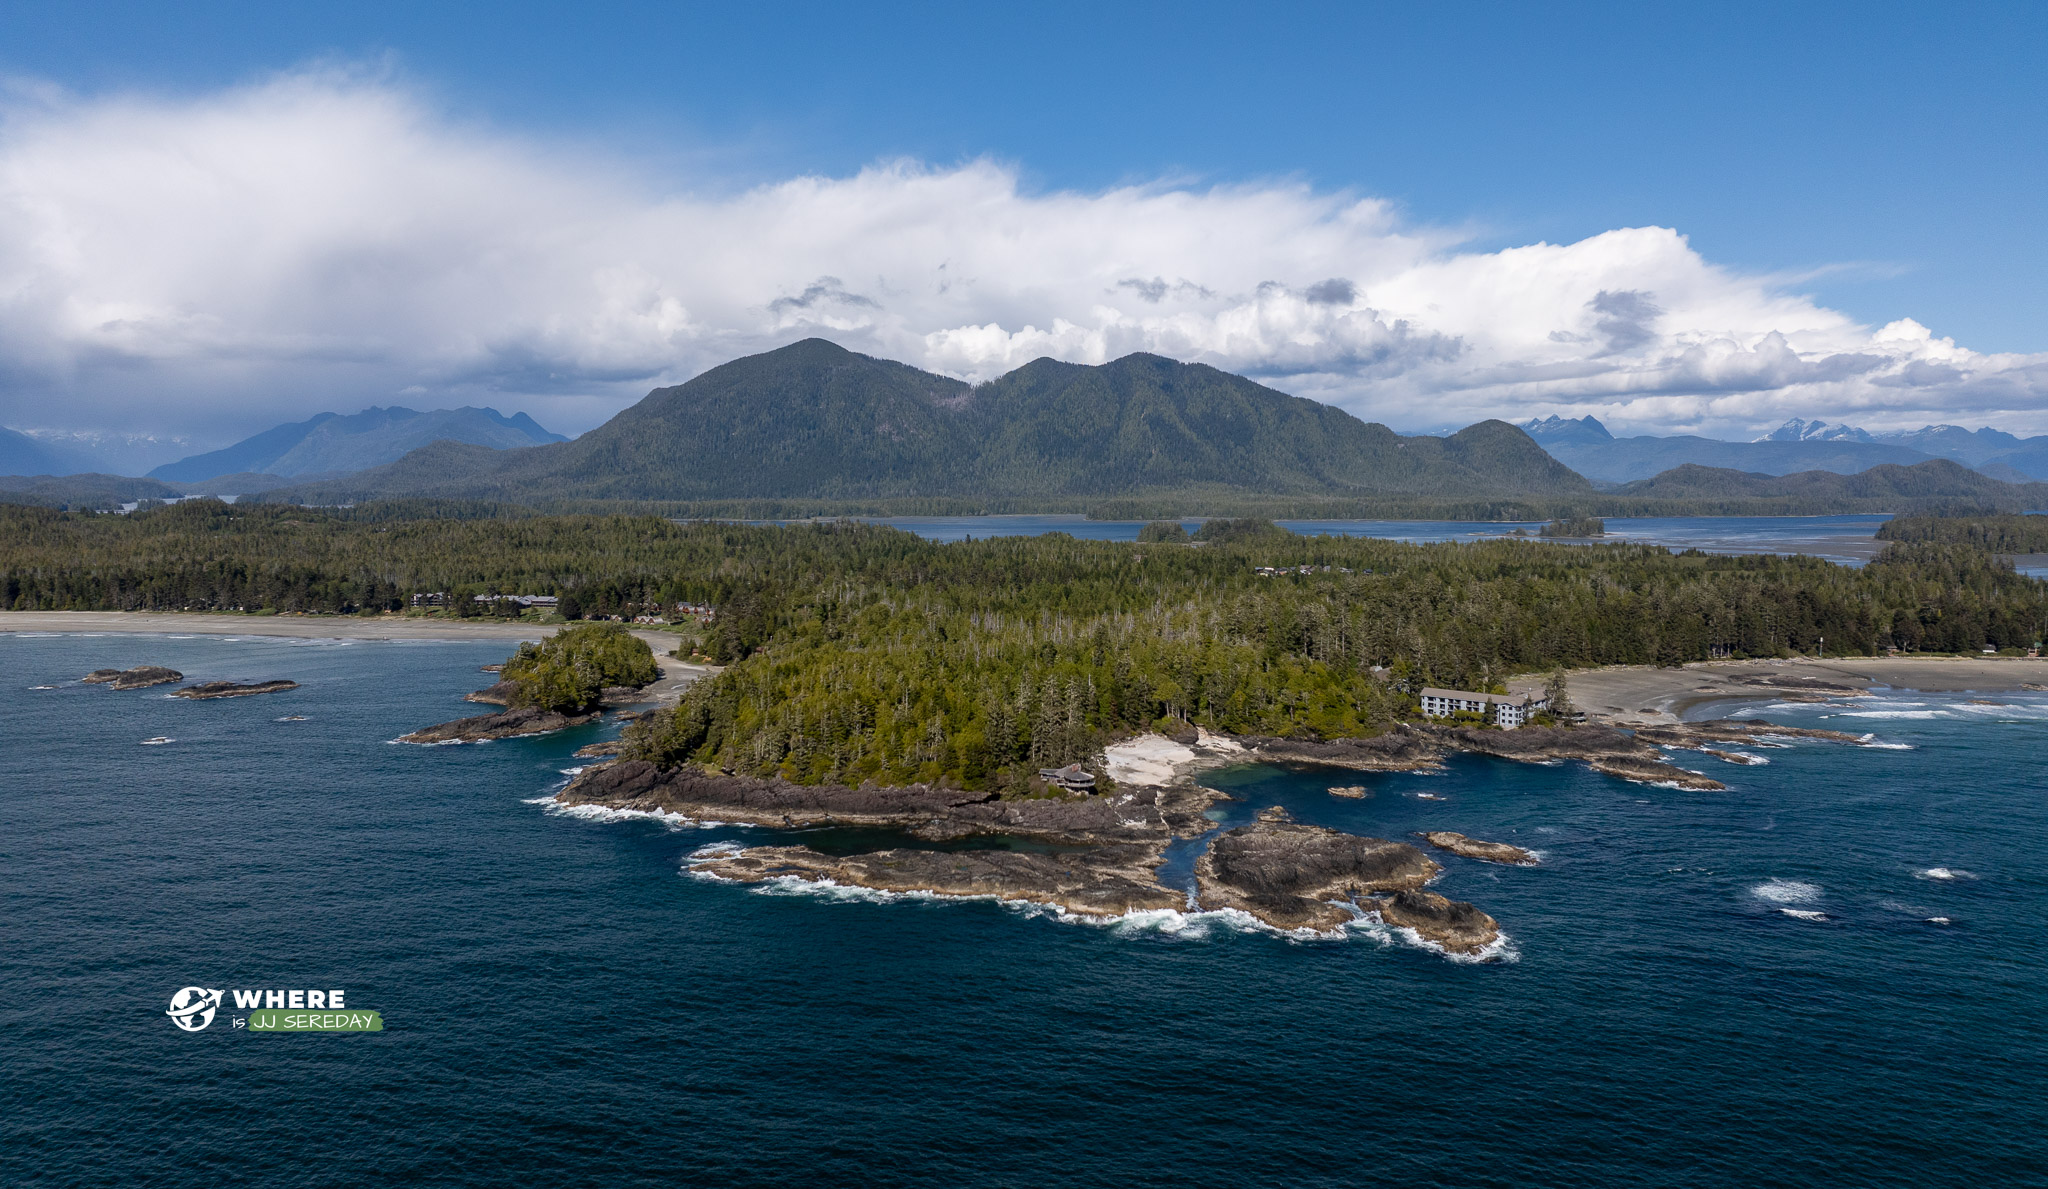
[1419,687,1531,706]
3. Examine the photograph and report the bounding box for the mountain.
[268,339,1595,505]
[1,426,78,477]
[149,406,567,483]
[1521,416,1933,483]
[1757,418,1874,443]
[1610,459,2048,507]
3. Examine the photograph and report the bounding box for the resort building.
[1037,764,1098,793]
[1418,687,1549,729]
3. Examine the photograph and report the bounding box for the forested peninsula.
[4,500,2044,790]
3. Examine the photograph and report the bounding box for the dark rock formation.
[1633,719,1872,748]
[83,666,182,690]
[1415,723,1727,790]
[1195,807,1443,932]
[1243,731,1441,771]
[572,740,622,758]
[399,706,599,744]
[557,760,1221,844]
[465,680,518,705]
[690,844,1185,918]
[1364,890,1502,955]
[1421,831,1535,865]
[172,680,300,699]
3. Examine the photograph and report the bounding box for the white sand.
[1101,730,1245,787]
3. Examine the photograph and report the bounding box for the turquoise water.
[3,631,2044,1186]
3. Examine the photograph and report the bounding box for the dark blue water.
[5,632,2044,1187]
[814,514,1894,565]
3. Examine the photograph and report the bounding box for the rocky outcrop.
[1327,785,1368,798]
[465,680,518,705]
[399,706,599,744]
[1195,807,1445,932]
[1242,731,1441,771]
[1364,890,1502,955]
[1421,831,1535,865]
[1414,723,1726,789]
[1633,719,1872,747]
[690,844,1186,918]
[573,740,622,758]
[557,760,1223,844]
[172,680,300,699]
[83,666,182,690]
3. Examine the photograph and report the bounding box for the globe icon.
[166,987,222,1032]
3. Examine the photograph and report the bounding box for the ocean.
[3,630,2043,1187]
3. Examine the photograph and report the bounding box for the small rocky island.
[399,623,659,744]
[1421,832,1536,865]
[172,680,300,699]
[83,666,183,690]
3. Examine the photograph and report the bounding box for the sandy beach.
[0,610,717,703]
[1518,656,2048,724]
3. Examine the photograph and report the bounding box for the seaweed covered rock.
[83,666,182,690]
[1195,807,1440,931]
[172,680,299,699]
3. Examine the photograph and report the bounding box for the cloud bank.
[3,69,2044,444]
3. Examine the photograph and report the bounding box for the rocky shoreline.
[399,705,601,744]
[553,717,1883,956]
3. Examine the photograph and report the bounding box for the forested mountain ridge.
[263,339,1593,504]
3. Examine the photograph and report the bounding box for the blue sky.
[0,0,2043,446]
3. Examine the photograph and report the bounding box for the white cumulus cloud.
[2,68,2045,446]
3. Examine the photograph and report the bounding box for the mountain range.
[1524,415,2048,484]
[262,339,1593,505]
[7,341,2048,515]
[146,406,566,484]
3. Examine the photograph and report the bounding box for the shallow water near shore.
[4,632,2045,1187]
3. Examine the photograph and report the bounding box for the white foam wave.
[533,797,735,830]
[1835,710,1946,720]
[1927,917,1953,925]
[29,685,55,690]
[1779,908,1827,921]
[1753,879,1821,904]
[138,736,174,745]
[1915,867,1977,881]
[687,865,1502,960]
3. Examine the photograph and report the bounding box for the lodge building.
[1418,687,1549,729]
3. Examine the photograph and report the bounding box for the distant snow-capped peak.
[1756,418,1873,444]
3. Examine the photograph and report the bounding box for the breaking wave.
[1753,879,1821,905]
[1779,909,1827,921]
[531,796,737,831]
[1915,867,1977,881]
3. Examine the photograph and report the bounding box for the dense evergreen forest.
[1879,514,2048,553]
[5,499,2044,789]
